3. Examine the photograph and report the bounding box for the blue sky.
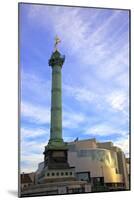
[20,3,129,172]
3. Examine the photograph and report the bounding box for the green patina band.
[51,88,61,92]
[46,139,68,150]
[51,107,61,111]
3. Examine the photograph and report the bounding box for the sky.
[19,3,130,172]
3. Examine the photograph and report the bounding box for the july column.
[48,50,65,146]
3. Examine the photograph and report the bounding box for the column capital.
[49,50,65,67]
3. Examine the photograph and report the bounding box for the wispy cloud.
[21,101,50,124]
[114,135,129,155]
[27,5,129,79]
[106,90,128,114]
[63,109,87,129]
[21,153,43,173]
[63,83,129,117]
[21,71,51,105]
[84,123,126,137]
[21,137,47,172]
[21,101,88,129]
[63,84,97,104]
[21,127,49,139]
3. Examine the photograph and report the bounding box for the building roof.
[21,173,32,184]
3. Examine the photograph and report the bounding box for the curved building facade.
[67,138,129,191]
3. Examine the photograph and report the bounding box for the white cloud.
[64,136,75,142]
[21,139,47,172]
[28,5,85,52]
[27,5,129,84]
[26,5,129,118]
[21,101,50,124]
[63,84,97,103]
[21,139,47,155]
[106,90,128,113]
[64,83,129,118]
[63,110,87,128]
[21,127,49,139]
[21,100,88,129]
[114,135,129,155]
[115,72,129,90]
[21,153,43,173]
[95,43,129,80]
[84,123,126,137]
[21,71,51,104]
[29,6,128,78]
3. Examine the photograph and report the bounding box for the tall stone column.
[39,39,76,183]
[43,50,69,169]
[47,50,66,149]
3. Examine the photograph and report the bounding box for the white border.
[0,0,133,199]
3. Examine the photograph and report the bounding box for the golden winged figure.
[54,35,61,51]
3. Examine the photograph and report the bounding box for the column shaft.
[50,65,62,141]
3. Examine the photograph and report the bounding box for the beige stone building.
[67,138,129,191]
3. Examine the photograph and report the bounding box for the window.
[70,172,72,175]
[65,172,68,176]
[56,172,59,176]
[61,172,64,176]
[96,177,100,182]
[52,172,55,176]
[47,173,50,176]
[77,172,90,182]
[92,177,104,186]
[77,149,118,168]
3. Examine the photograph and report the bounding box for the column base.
[46,138,68,150]
[43,148,70,170]
[37,167,76,184]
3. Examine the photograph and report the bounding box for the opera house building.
[35,138,129,193]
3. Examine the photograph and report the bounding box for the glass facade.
[77,172,90,182]
[77,149,118,168]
